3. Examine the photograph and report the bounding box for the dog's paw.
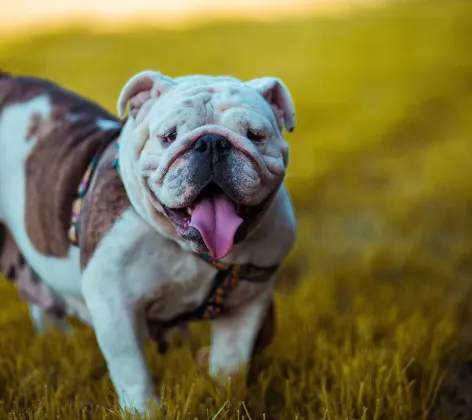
[119,397,166,420]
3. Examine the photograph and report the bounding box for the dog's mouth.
[159,182,263,259]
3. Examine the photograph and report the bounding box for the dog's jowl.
[0,69,297,414]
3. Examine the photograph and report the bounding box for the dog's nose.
[193,134,231,154]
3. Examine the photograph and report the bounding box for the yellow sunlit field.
[1,0,472,418]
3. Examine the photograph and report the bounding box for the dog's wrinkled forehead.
[148,76,275,130]
[117,71,296,133]
[172,75,259,105]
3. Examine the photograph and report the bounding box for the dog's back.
[0,71,124,298]
[0,71,122,257]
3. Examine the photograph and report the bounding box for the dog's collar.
[68,122,277,322]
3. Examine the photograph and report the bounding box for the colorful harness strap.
[68,125,277,322]
[68,122,123,245]
[68,157,97,244]
[68,136,119,244]
[190,252,277,320]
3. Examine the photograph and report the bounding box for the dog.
[0,69,297,414]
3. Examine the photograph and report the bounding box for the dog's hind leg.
[1,222,71,333]
[17,266,71,334]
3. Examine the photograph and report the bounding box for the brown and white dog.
[0,69,296,414]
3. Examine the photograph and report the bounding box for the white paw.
[119,392,165,419]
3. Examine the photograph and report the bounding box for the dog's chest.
[100,217,212,322]
[142,258,215,322]
[115,227,266,324]
[86,209,271,326]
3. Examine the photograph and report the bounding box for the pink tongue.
[189,194,243,259]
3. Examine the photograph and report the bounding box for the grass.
[2,0,472,418]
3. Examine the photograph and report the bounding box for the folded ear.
[117,70,175,119]
[246,77,296,133]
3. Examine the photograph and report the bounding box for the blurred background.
[2,0,472,418]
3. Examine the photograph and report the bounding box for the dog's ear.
[246,77,296,133]
[117,70,175,119]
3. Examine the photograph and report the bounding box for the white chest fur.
[83,209,271,325]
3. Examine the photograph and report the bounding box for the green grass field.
[2,0,472,418]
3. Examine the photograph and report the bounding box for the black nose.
[193,134,231,154]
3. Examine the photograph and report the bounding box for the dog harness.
[68,129,277,322]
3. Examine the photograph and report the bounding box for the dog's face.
[117,71,295,259]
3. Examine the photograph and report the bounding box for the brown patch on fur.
[25,114,121,257]
[78,139,130,269]
[26,112,43,140]
[0,74,122,257]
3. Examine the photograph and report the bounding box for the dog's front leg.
[82,266,156,415]
[209,284,274,383]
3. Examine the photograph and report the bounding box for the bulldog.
[0,69,296,414]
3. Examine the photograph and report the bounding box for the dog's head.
[117,71,295,259]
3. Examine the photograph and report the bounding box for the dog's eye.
[162,128,177,144]
[246,129,264,142]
